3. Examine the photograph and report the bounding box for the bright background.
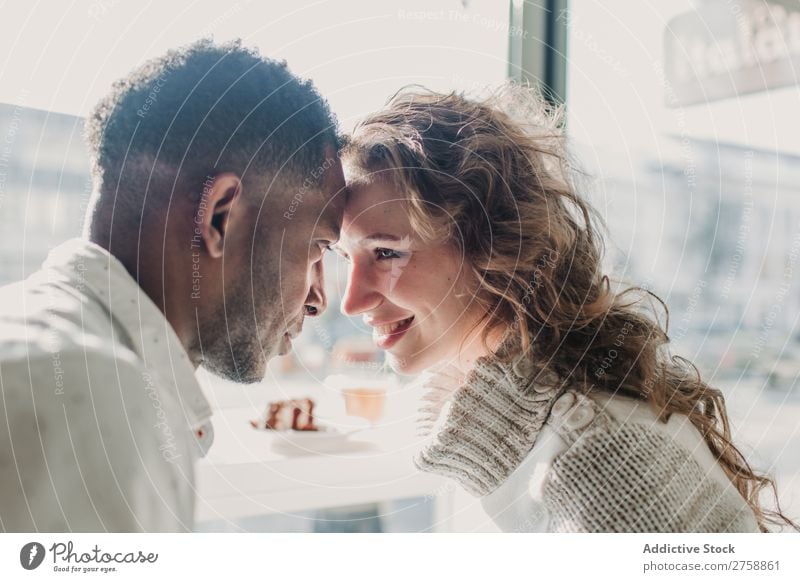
[1,0,798,531]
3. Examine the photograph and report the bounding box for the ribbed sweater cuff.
[414,353,563,496]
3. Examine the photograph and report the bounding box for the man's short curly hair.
[84,38,340,219]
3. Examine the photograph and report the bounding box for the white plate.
[269,422,374,455]
[273,432,345,455]
[272,423,344,442]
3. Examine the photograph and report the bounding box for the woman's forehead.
[342,181,409,228]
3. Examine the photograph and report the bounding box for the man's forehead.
[300,181,345,241]
[290,153,345,203]
[317,146,345,195]
[319,188,344,237]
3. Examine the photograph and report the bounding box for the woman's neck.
[452,323,509,375]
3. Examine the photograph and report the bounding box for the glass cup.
[325,373,396,426]
[341,387,387,424]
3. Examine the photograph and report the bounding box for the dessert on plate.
[250,397,318,431]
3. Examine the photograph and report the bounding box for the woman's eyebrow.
[363,233,401,242]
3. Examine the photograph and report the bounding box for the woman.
[334,86,796,532]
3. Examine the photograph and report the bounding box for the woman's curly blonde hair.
[344,84,797,532]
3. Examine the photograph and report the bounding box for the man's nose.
[304,259,327,317]
[340,258,382,316]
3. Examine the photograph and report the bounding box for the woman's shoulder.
[538,388,759,532]
[548,388,734,481]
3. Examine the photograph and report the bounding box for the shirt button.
[194,421,214,457]
[565,403,595,430]
[550,392,576,417]
[532,371,559,393]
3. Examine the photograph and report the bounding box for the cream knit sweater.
[414,348,761,532]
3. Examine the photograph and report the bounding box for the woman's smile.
[370,315,415,349]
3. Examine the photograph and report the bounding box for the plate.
[272,426,353,455]
[251,416,372,455]
[272,423,345,442]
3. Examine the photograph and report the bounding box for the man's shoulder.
[0,339,157,448]
[0,272,147,413]
[0,269,125,362]
[0,338,147,393]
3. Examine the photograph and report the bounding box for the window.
[566,0,800,525]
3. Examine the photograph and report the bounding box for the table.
[193,371,453,530]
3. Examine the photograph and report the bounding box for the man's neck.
[88,216,198,368]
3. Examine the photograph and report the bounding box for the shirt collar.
[43,238,212,428]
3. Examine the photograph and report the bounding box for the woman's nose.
[340,259,382,316]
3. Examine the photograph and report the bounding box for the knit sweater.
[414,349,761,532]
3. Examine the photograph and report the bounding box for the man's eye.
[375,248,402,260]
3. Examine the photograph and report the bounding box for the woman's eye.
[375,248,401,260]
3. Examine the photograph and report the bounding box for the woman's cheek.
[393,266,423,302]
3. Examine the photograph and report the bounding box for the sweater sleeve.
[541,398,760,532]
[413,351,564,497]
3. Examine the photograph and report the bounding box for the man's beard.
[198,275,282,384]
[200,325,271,384]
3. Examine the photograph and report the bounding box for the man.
[0,39,345,531]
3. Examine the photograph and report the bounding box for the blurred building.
[0,103,91,285]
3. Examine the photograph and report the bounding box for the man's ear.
[197,173,242,259]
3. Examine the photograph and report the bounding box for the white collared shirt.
[0,238,213,532]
